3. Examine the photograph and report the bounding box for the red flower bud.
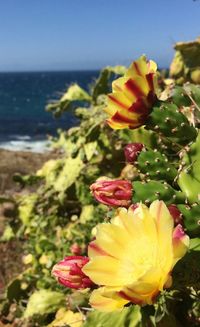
[90,178,132,207]
[70,243,82,256]
[124,143,144,163]
[52,256,93,289]
[168,204,183,225]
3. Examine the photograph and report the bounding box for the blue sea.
[0,71,99,152]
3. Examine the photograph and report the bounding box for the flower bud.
[124,143,144,163]
[52,256,93,289]
[90,178,132,207]
[70,243,82,256]
[168,204,183,225]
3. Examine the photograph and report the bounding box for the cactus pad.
[178,204,200,236]
[132,180,185,205]
[148,102,197,144]
[137,148,177,182]
[178,132,200,203]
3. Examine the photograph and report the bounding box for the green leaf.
[18,194,38,225]
[24,289,65,318]
[46,84,91,116]
[80,205,94,223]
[0,224,14,242]
[83,305,141,327]
[189,238,200,251]
[84,141,97,161]
[54,155,84,192]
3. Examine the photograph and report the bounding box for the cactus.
[178,132,200,203]
[177,204,200,236]
[132,180,185,205]
[136,148,177,182]
[147,102,197,144]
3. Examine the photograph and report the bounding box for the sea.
[0,71,99,152]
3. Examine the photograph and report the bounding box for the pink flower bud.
[124,143,144,163]
[52,256,94,289]
[70,243,82,256]
[168,204,183,225]
[90,178,132,207]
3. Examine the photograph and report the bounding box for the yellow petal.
[149,201,174,272]
[149,60,157,73]
[126,55,149,78]
[89,287,128,312]
[83,256,123,286]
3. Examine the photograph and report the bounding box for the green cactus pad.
[148,102,197,144]
[137,148,177,182]
[132,180,185,205]
[178,132,200,203]
[177,204,200,236]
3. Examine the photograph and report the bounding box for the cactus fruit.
[136,148,177,182]
[177,204,200,236]
[147,102,197,144]
[124,143,144,163]
[132,180,185,205]
[178,132,200,203]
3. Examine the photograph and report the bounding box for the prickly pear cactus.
[147,102,197,144]
[132,180,185,205]
[136,148,177,182]
[178,132,200,203]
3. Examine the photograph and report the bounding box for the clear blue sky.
[0,0,199,71]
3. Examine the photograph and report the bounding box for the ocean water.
[0,71,99,152]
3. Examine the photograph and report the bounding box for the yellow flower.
[83,201,189,312]
[105,55,158,129]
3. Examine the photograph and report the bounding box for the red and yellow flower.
[83,201,189,311]
[105,55,158,129]
[90,178,132,207]
[52,256,93,290]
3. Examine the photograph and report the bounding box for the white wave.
[0,140,51,153]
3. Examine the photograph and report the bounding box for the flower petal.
[172,224,190,266]
[149,201,174,271]
[89,287,128,312]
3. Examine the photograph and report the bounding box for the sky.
[0,0,199,71]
